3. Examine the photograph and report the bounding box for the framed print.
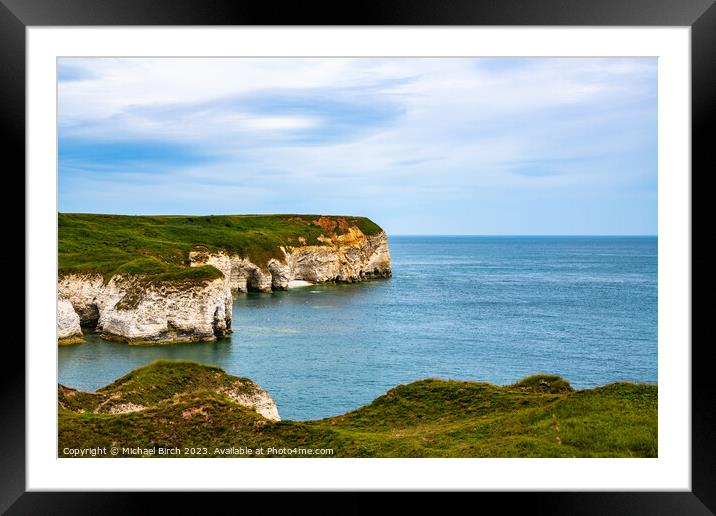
[4,0,714,511]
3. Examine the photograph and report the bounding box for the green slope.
[58,361,657,458]
[58,213,383,281]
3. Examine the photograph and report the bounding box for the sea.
[58,236,658,421]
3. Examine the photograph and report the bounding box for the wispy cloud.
[58,57,657,235]
[392,157,444,167]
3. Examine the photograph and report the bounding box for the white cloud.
[235,115,320,131]
[58,57,657,234]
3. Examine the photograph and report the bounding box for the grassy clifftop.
[59,361,657,458]
[58,213,384,282]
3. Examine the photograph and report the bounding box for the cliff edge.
[57,214,391,344]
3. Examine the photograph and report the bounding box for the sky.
[58,57,657,235]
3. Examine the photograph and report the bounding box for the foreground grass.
[58,213,383,281]
[58,361,657,458]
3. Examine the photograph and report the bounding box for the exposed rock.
[96,275,232,344]
[105,402,147,414]
[189,252,274,293]
[268,259,292,290]
[286,228,392,283]
[58,297,83,345]
[189,227,392,291]
[58,274,104,325]
[218,379,281,421]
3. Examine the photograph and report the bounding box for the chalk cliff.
[96,275,233,344]
[189,227,391,293]
[58,274,104,326]
[58,297,83,345]
[58,274,232,345]
[57,219,391,345]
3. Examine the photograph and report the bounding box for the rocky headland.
[58,360,280,421]
[57,214,391,345]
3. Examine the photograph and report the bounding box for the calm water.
[59,236,657,420]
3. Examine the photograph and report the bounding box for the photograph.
[56,56,659,459]
[1,0,709,507]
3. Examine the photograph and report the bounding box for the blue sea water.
[58,236,657,421]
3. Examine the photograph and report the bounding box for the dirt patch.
[311,216,349,234]
[336,218,350,232]
[182,406,210,421]
[61,386,77,398]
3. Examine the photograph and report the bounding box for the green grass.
[58,360,658,458]
[58,213,384,282]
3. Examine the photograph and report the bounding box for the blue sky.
[58,57,657,235]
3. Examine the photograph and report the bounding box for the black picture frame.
[3,0,713,512]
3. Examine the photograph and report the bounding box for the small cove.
[59,236,657,421]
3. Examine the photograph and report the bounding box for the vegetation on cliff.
[58,213,384,282]
[59,361,657,458]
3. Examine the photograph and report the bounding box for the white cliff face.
[58,297,83,345]
[190,228,392,292]
[58,274,104,324]
[96,275,232,344]
[188,252,274,293]
[58,273,232,345]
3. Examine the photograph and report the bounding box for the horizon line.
[389,234,657,237]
